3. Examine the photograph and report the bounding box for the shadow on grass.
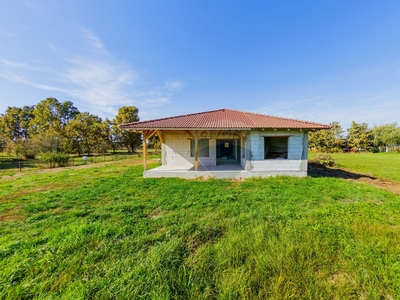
[308,163,377,180]
[0,161,39,171]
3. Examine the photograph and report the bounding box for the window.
[190,139,209,157]
[264,137,288,159]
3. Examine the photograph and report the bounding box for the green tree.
[0,115,6,152]
[30,98,79,135]
[372,123,400,150]
[64,112,103,155]
[31,129,68,153]
[0,106,34,141]
[101,118,122,153]
[0,118,7,152]
[308,121,344,152]
[148,134,161,150]
[114,106,141,153]
[347,121,373,151]
[11,139,40,159]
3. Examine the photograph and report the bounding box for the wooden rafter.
[156,130,165,144]
[146,130,157,140]
[185,130,194,138]
[236,130,246,141]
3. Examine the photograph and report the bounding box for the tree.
[347,121,373,151]
[308,121,344,152]
[114,106,141,153]
[0,134,7,152]
[30,98,79,136]
[64,112,103,155]
[372,123,400,150]
[31,128,68,153]
[148,134,161,150]
[0,106,34,141]
[101,118,121,153]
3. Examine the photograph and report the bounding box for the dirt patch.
[148,207,168,219]
[308,164,400,194]
[0,206,25,222]
[355,177,400,195]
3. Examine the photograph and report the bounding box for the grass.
[0,152,159,178]
[1,158,400,299]
[309,152,400,183]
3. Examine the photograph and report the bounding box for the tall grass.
[1,163,400,299]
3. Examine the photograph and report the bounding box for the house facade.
[120,109,329,179]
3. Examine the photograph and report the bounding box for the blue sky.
[1,0,400,129]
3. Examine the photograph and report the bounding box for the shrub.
[11,140,39,159]
[310,154,335,167]
[366,146,379,153]
[40,151,70,168]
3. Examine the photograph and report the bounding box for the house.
[119,108,330,179]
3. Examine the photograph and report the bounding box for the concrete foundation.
[144,165,307,179]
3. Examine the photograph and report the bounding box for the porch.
[144,164,248,179]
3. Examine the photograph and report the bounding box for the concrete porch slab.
[144,165,306,179]
[144,165,247,179]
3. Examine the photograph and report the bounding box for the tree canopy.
[0,99,144,158]
[114,106,142,153]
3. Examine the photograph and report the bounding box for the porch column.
[142,130,157,171]
[194,133,199,170]
[143,133,147,171]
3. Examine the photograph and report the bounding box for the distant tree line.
[309,121,400,153]
[0,98,151,158]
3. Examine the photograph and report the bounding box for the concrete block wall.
[163,132,217,167]
[159,129,309,176]
[245,129,308,173]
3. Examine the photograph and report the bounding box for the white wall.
[163,132,216,167]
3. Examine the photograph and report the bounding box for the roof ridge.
[244,110,325,126]
[122,108,227,126]
[218,108,328,127]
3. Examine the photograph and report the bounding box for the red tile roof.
[119,108,330,130]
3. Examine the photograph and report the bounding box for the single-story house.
[120,108,330,179]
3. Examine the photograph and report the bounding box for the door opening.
[216,139,240,165]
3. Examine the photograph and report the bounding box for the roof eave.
[120,126,330,131]
[120,127,253,131]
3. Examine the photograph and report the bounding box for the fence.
[0,152,157,173]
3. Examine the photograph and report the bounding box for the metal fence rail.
[0,154,141,172]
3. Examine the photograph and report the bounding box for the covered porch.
[139,128,248,173]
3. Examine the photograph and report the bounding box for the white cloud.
[165,79,184,91]
[0,28,182,118]
[254,93,400,130]
[0,59,54,72]
[1,60,27,68]
[141,97,170,108]
[80,28,104,50]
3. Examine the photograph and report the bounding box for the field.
[1,154,400,299]
[326,152,400,183]
[0,150,159,178]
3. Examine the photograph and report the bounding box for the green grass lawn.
[310,152,400,183]
[0,152,148,178]
[1,160,400,299]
